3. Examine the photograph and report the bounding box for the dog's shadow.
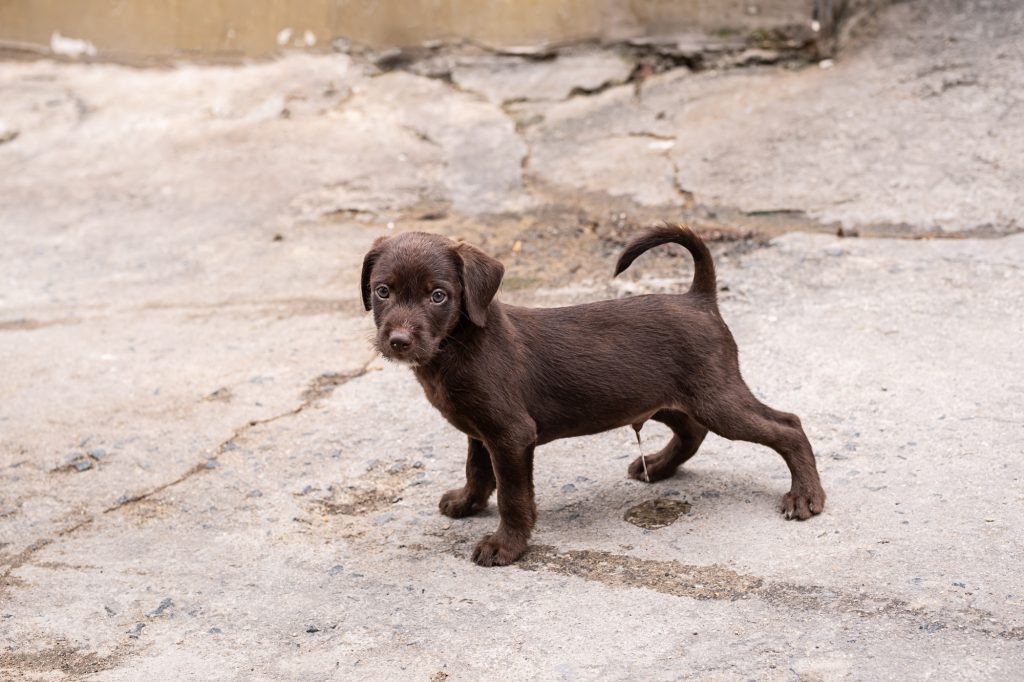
[537,466,785,534]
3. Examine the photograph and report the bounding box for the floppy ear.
[360,236,389,311]
[453,242,504,327]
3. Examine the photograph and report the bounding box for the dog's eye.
[375,285,390,299]
[430,289,447,304]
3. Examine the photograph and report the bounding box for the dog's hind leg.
[628,409,708,482]
[693,388,826,520]
[439,437,496,518]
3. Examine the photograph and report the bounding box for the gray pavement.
[1,0,1023,679]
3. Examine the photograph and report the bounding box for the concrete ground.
[1,0,1022,679]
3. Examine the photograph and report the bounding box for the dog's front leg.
[471,431,537,567]
[439,437,495,518]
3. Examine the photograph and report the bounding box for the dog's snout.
[389,329,412,352]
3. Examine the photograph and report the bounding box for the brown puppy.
[361,225,825,566]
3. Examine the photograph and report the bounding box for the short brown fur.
[361,225,826,566]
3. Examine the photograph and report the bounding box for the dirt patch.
[518,545,1024,641]
[301,369,374,402]
[311,460,417,518]
[315,488,399,517]
[623,498,692,529]
[0,317,81,331]
[0,643,129,677]
[519,545,763,601]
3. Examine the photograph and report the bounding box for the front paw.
[471,532,527,567]
[781,484,826,520]
[439,488,486,518]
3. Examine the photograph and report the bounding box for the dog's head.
[361,232,504,365]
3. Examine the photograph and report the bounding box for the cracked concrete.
[2,0,1023,679]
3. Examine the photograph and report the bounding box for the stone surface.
[2,0,1024,678]
[451,50,634,104]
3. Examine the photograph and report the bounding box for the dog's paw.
[471,532,527,567]
[627,454,677,483]
[439,488,488,518]
[781,485,826,520]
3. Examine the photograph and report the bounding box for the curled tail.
[613,224,717,301]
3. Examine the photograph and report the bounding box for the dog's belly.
[534,405,666,445]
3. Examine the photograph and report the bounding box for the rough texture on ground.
[1,0,1022,679]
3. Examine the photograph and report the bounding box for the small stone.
[208,627,222,634]
[127,623,146,638]
[205,459,218,469]
[412,461,424,469]
[146,598,173,618]
[299,484,315,496]
[409,473,428,486]
[104,606,116,617]
[248,490,263,498]
[328,564,344,576]
[73,459,93,472]
[87,448,107,460]
[306,625,319,633]
[561,483,577,493]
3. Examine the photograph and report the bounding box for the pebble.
[73,459,93,472]
[87,448,107,460]
[561,483,576,493]
[306,625,320,633]
[328,564,344,576]
[127,623,146,638]
[146,598,173,618]
[208,627,223,634]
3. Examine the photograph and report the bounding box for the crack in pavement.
[0,358,377,589]
[105,356,378,513]
[518,546,1024,642]
[0,518,93,596]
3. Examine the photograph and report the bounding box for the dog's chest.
[415,373,480,438]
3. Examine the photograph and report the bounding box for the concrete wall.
[0,0,816,58]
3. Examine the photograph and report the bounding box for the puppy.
[361,225,825,566]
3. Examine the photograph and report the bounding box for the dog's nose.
[389,330,412,353]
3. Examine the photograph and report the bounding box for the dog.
[361,224,825,566]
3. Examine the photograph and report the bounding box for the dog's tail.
[614,224,717,300]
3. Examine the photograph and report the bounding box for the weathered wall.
[0,0,816,57]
